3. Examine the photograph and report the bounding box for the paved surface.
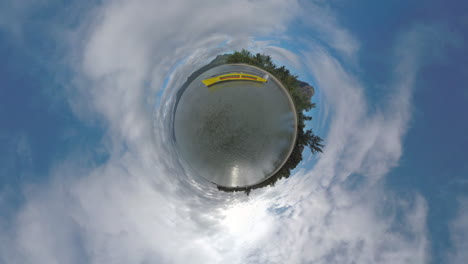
[174,64,297,188]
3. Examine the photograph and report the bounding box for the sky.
[0,0,467,263]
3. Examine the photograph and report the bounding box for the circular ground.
[174,64,297,188]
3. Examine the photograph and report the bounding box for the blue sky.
[1,0,468,263]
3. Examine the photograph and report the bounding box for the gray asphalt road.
[174,64,296,188]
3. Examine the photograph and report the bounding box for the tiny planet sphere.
[174,64,297,188]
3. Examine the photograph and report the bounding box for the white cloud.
[447,197,468,264]
[261,46,303,70]
[296,1,359,60]
[0,1,437,264]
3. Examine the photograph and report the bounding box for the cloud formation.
[0,0,440,263]
[447,197,468,264]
